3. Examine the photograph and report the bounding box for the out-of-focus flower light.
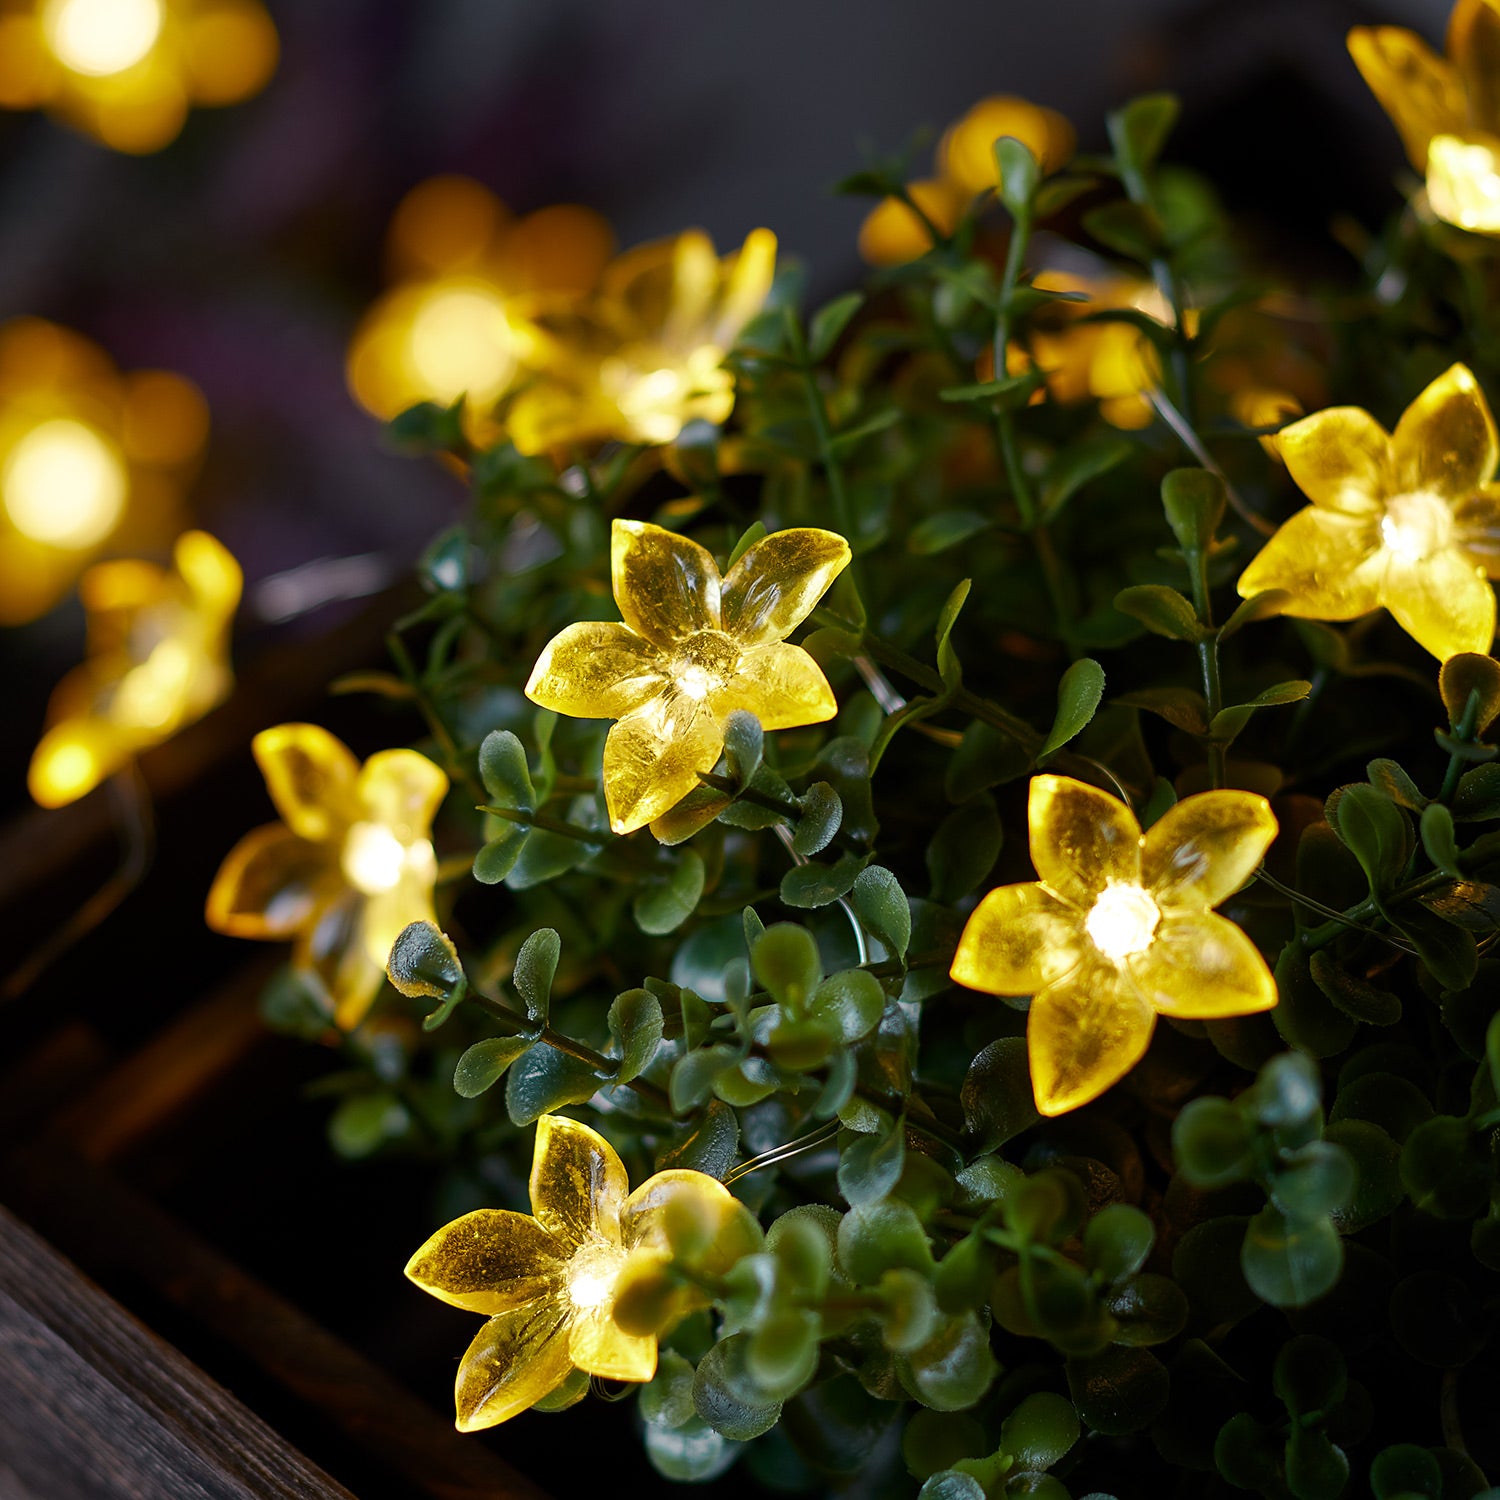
[3,418,128,548]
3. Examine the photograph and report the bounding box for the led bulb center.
[408,284,517,404]
[3,419,127,549]
[1380,491,1453,564]
[672,630,741,704]
[42,0,163,76]
[1085,882,1161,962]
[566,1239,625,1311]
[342,821,409,895]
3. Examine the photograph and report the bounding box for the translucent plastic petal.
[663,230,719,350]
[620,1170,766,1275]
[1391,363,1499,501]
[405,1210,568,1315]
[1449,0,1500,129]
[356,749,448,838]
[718,643,838,731]
[611,520,722,646]
[27,716,128,809]
[719,529,852,646]
[295,891,385,1029]
[1235,506,1384,621]
[525,621,669,720]
[1127,912,1277,1020]
[1027,964,1156,1117]
[1275,406,1390,514]
[1028,775,1142,908]
[715,227,777,346]
[530,1114,631,1251]
[567,1301,657,1383]
[205,823,337,938]
[454,1302,575,1431]
[1347,25,1466,169]
[1141,791,1278,912]
[1427,131,1500,232]
[359,859,438,969]
[950,882,1087,997]
[1455,482,1500,575]
[601,692,724,834]
[174,530,243,621]
[252,723,360,843]
[1381,545,1497,659]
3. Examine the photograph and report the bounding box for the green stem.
[1186,546,1225,788]
[387,630,485,804]
[476,804,606,845]
[695,772,871,855]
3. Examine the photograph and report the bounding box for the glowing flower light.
[347,176,614,434]
[0,319,209,624]
[859,94,1074,265]
[525,520,850,835]
[1349,0,1500,233]
[507,227,777,451]
[950,775,1278,1116]
[28,529,240,808]
[0,0,278,154]
[206,724,448,1029]
[406,1114,760,1429]
[1236,363,1500,660]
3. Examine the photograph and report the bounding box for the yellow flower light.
[1236,363,1500,660]
[506,227,777,451]
[406,1114,760,1430]
[1349,0,1500,233]
[206,723,448,1029]
[0,318,209,624]
[858,94,1075,266]
[346,176,615,437]
[951,775,1278,1116]
[28,529,240,807]
[526,520,849,836]
[0,0,278,154]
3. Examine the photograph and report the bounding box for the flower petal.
[1427,131,1500,233]
[252,723,360,843]
[1028,774,1142,908]
[295,892,385,1029]
[1027,962,1156,1116]
[720,529,852,646]
[718,642,838,730]
[530,1114,631,1251]
[567,1302,657,1383]
[950,882,1087,996]
[405,1209,568,1315]
[1127,911,1277,1020]
[525,620,669,721]
[205,823,337,938]
[1275,406,1390,514]
[620,1170,766,1274]
[1450,0,1500,131]
[1455,482,1500,575]
[358,854,439,969]
[1140,791,1278,912]
[1392,364,1499,503]
[611,519,721,646]
[356,749,449,837]
[1235,505,1385,620]
[602,692,724,834]
[1348,24,1466,170]
[715,227,777,345]
[27,715,131,808]
[1381,545,1496,659]
[454,1303,575,1431]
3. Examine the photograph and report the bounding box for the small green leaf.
[722,710,764,788]
[1420,802,1463,878]
[1115,685,1210,735]
[504,1046,600,1125]
[1082,199,1166,262]
[671,1045,741,1113]
[1367,757,1428,812]
[1328,782,1410,893]
[1453,761,1500,819]
[927,794,1003,903]
[960,1039,1039,1151]
[938,372,1043,406]
[418,525,470,592]
[1160,467,1225,554]
[752,923,823,1013]
[909,511,994,555]
[838,1120,906,1206]
[513,928,561,1025]
[473,825,528,884]
[935,579,971,690]
[1390,901,1479,990]
[1439,651,1500,732]
[1308,951,1401,1026]
[693,1335,783,1441]
[999,1390,1079,1471]
[608,988,665,1083]
[387,921,467,1029]
[1084,1204,1155,1284]
[1209,680,1313,742]
[809,292,865,361]
[454,1035,533,1097]
[1107,92,1180,179]
[1065,1346,1169,1436]
[1113,584,1202,641]
[1240,1206,1343,1308]
[995,134,1041,219]
[793,782,843,857]
[829,407,902,454]
[657,1098,740,1176]
[781,851,865,908]
[810,969,885,1043]
[1040,657,1105,758]
[1039,434,1133,520]
[852,864,911,960]
[478,729,534,809]
[635,850,707,936]
[328,1091,409,1159]
[1218,589,1291,641]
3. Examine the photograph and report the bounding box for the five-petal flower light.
[950,775,1278,1116]
[1237,363,1500,660]
[29,529,240,808]
[525,520,851,836]
[406,1114,760,1430]
[1350,0,1500,234]
[0,0,278,154]
[506,227,777,451]
[205,723,448,1028]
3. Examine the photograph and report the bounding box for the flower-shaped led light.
[0,0,277,154]
[1237,363,1500,660]
[206,723,448,1028]
[525,520,850,835]
[951,775,1278,1116]
[406,1114,760,1430]
[1350,0,1500,233]
[346,176,615,439]
[28,529,239,808]
[0,318,208,624]
[859,94,1074,266]
[507,227,777,450]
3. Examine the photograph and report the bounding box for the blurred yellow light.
[341,821,408,895]
[41,0,163,77]
[31,736,97,806]
[407,284,518,404]
[2,418,127,549]
[113,638,193,729]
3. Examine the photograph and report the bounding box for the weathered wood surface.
[0,1200,355,1500]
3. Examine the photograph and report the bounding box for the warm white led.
[1085,882,1161,962]
[566,1241,625,1310]
[1379,491,1453,564]
[41,0,164,77]
[408,284,517,404]
[3,418,127,549]
[341,821,409,895]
